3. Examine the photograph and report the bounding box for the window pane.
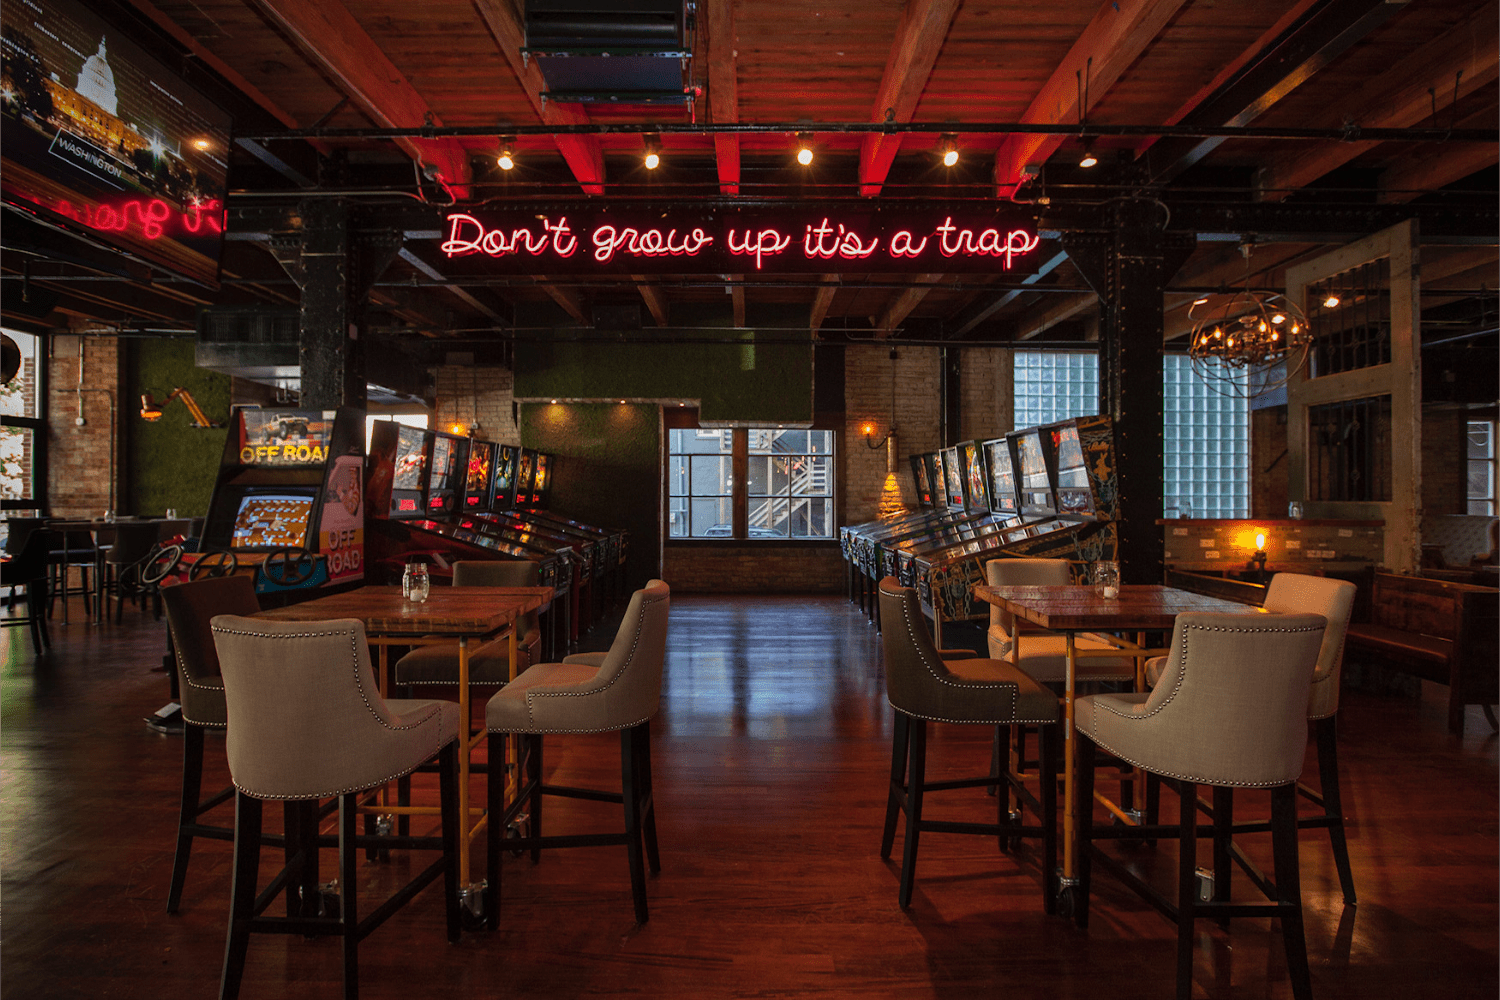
[689,455,731,496]
[1468,420,1493,459]
[747,455,771,495]
[1013,351,1099,427]
[692,498,733,536]
[0,330,40,419]
[1,425,35,502]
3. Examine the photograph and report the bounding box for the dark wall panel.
[126,338,230,517]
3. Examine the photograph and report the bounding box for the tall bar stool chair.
[877,576,1060,911]
[2,526,53,654]
[160,576,262,913]
[98,521,162,623]
[1143,573,1359,906]
[1074,611,1327,1000]
[484,579,670,927]
[210,615,465,1000]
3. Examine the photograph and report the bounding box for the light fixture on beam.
[939,134,959,167]
[139,388,217,428]
[496,136,516,171]
[643,134,661,170]
[796,132,814,166]
[1078,137,1098,168]
[1187,245,1313,399]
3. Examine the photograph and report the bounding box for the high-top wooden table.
[972,583,1265,914]
[252,584,553,897]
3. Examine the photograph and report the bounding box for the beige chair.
[210,615,465,1000]
[877,576,1060,911]
[484,579,669,927]
[984,557,1135,685]
[160,576,262,914]
[1074,611,1327,1000]
[1144,572,1359,905]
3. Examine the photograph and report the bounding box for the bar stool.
[160,576,262,913]
[1142,573,1359,906]
[1074,611,1326,1000]
[877,576,1060,911]
[484,579,670,927]
[210,615,465,1000]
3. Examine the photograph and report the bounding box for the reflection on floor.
[3,592,1496,999]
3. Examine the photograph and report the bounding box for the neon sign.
[438,210,1044,275]
[47,195,223,241]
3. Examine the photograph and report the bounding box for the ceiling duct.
[524,1,692,107]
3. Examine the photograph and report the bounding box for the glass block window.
[1013,351,1099,428]
[1467,419,1496,516]
[667,429,733,537]
[1164,355,1249,518]
[747,429,834,539]
[1014,351,1249,520]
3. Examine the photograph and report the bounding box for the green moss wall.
[515,332,812,425]
[522,402,660,585]
[126,338,231,517]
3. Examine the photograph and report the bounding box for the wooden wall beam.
[704,0,740,196]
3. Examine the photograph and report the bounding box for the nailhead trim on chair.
[509,590,668,734]
[211,623,456,800]
[882,580,1060,725]
[1083,619,1327,788]
[175,647,228,729]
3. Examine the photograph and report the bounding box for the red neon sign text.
[592,225,713,263]
[49,196,223,241]
[727,228,793,269]
[935,218,1039,266]
[441,213,578,258]
[802,219,880,260]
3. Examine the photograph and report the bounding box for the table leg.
[1061,631,1078,909]
[457,636,471,890]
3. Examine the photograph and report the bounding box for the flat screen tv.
[230,490,314,550]
[0,0,232,285]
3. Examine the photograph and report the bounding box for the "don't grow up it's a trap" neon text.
[440,213,1041,271]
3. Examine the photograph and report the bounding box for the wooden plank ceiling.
[3,0,1496,347]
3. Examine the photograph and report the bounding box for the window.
[1468,419,1496,515]
[668,429,733,538]
[1,329,44,519]
[1013,350,1249,519]
[668,427,835,540]
[748,429,834,538]
[1308,395,1392,502]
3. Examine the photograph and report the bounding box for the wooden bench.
[1345,571,1499,735]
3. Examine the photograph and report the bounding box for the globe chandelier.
[1187,244,1313,398]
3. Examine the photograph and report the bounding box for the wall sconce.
[139,388,217,428]
[863,422,899,474]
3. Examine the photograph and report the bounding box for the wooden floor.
[3,591,1497,999]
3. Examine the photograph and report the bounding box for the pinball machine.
[363,423,574,653]
[913,415,1118,631]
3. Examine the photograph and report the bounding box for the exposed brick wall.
[47,334,119,519]
[844,345,942,524]
[432,365,519,444]
[1422,407,1466,516]
[959,347,1014,442]
[661,544,845,593]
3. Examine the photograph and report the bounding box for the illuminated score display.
[438,210,1044,275]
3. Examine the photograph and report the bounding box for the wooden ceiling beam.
[704,0,740,196]
[947,250,1069,337]
[1012,293,1097,341]
[1379,142,1499,204]
[1256,1,1499,200]
[1140,0,1405,183]
[540,281,589,325]
[633,277,669,327]
[471,0,605,195]
[246,0,472,198]
[993,0,1188,193]
[858,0,963,198]
[810,276,838,334]
[875,274,943,337]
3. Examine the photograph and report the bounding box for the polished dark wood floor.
[3,592,1496,999]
